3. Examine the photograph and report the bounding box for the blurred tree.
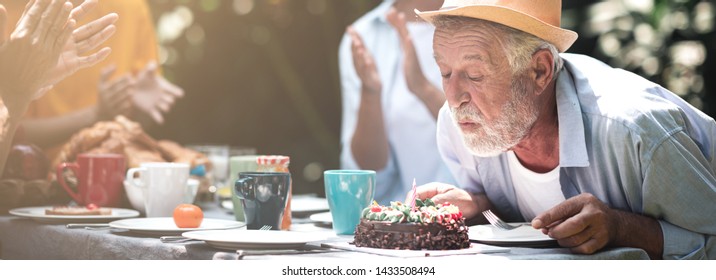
[569,0,714,114]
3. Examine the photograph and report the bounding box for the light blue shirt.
[339,1,455,204]
[437,53,716,259]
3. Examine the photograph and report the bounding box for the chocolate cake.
[352,199,470,250]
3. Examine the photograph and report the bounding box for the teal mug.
[323,170,376,235]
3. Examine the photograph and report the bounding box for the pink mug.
[56,153,126,207]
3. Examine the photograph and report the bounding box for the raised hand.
[386,8,428,95]
[0,0,74,116]
[386,7,444,118]
[44,9,118,94]
[97,65,133,120]
[131,61,185,124]
[69,0,96,20]
[347,26,382,95]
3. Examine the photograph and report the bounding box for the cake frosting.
[352,199,470,250]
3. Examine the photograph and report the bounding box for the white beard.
[451,76,539,157]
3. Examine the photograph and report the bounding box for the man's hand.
[532,193,618,255]
[347,26,382,95]
[131,61,184,124]
[406,182,484,220]
[97,65,133,120]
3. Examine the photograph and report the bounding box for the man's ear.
[530,49,554,95]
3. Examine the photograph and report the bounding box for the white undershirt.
[506,151,565,221]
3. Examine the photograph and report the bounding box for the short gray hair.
[432,15,563,78]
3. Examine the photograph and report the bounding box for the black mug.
[234,172,291,230]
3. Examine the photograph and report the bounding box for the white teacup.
[125,162,190,217]
[124,178,199,214]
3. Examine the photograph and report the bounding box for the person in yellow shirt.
[1,0,183,161]
[0,0,117,174]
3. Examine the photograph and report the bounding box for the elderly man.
[412,0,716,260]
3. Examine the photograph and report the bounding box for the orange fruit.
[173,204,204,228]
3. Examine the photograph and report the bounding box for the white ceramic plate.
[291,195,329,214]
[322,241,509,257]
[309,211,332,224]
[183,229,326,250]
[469,223,558,248]
[9,207,140,223]
[108,217,244,236]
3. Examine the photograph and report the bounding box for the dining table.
[0,196,650,261]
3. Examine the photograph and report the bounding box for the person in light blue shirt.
[338,0,455,204]
[413,0,716,260]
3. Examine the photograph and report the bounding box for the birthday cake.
[352,199,470,250]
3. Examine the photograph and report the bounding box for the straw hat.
[416,0,578,52]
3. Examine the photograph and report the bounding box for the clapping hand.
[131,61,184,124]
[347,26,382,95]
[386,7,444,118]
[386,8,430,96]
[45,0,117,93]
[0,0,74,116]
[0,0,117,117]
[97,65,133,120]
[96,61,184,124]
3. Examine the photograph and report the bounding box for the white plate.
[469,223,558,248]
[183,229,327,250]
[108,217,245,236]
[322,241,509,257]
[309,211,332,224]
[9,207,140,223]
[291,195,329,214]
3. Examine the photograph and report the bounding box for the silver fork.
[482,209,524,231]
[259,225,272,231]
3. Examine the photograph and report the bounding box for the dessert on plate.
[45,204,112,215]
[352,198,470,250]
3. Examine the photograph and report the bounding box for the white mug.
[125,162,190,217]
[123,177,200,214]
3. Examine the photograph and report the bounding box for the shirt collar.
[555,62,590,167]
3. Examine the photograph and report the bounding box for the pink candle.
[410,178,417,211]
